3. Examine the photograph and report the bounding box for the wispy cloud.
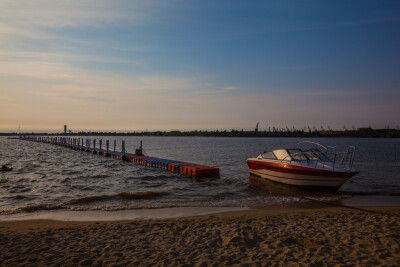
[302,90,375,97]
[0,0,151,28]
[57,95,113,103]
[0,0,157,57]
[0,23,55,41]
[222,86,238,92]
[0,51,144,66]
[0,55,199,96]
[0,61,75,81]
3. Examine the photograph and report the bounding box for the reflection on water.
[0,136,399,214]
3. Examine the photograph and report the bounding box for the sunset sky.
[0,0,399,132]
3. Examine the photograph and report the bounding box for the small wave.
[19,204,63,213]
[92,174,109,179]
[81,187,94,191]
[69,191,167,205]
[0,208,22,215]
[10,187,31,193]
[341,191,399,196]
[139,175,171,180]
[71,195,111,204]
[11,195,27,200]
[61,178,71,183]
[118,191,167,200]
[77,174,110,179]
[61,170,82,175]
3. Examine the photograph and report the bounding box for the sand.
[0,203,399,266]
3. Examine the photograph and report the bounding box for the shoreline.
[2,131,400,138]
[1,201,399,265]
[0,206,250,222]
[1,195,399,222]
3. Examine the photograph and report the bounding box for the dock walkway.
[20,136,219,178]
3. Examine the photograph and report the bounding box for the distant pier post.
[99,139,102,154]
[114,140,116,154]
[122,140,126,157]
[106,140,109,156]
[93,139,96,154]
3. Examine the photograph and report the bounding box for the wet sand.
[1,203,399,266]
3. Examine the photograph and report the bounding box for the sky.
[0,0,399,132]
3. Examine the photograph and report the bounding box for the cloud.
[302,90,374,97]
[0,51,144,66]
[0,23,55,41]
[0,60,75,81]
[222,86,238,92]
[0,0,150,28]
[0,1,158,53]
[0,54,199,97]
[57,95,112,103]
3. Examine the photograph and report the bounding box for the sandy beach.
[1,202,399,266]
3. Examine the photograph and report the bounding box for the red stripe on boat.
[247,160,357,178]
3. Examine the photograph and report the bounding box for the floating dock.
[21,136,219,178]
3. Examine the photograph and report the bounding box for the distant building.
[64,125,67,133]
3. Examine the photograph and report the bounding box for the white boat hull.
[249,168,349,188]
[247,159,358,188]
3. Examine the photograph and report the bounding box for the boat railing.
[325,146,336,169]
[294,141,328,151]
[281,143,355,171]
[340,146,356,170]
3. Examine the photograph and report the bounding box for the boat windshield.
[310,148,331,161]
[287,149,307,161]
[264,147,334,163]
[261,151,277,160]
[296,148,331,162]
[272,149,291,161]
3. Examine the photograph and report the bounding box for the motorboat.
[246,141,359,189]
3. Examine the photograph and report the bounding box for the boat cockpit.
[258,141,356,171]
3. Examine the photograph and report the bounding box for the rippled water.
[0,136,399,215]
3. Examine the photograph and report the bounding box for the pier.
[21,136,219,178]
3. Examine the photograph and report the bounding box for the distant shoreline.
[1,128,399,138]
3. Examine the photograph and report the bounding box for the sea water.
[0,136,399,215]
